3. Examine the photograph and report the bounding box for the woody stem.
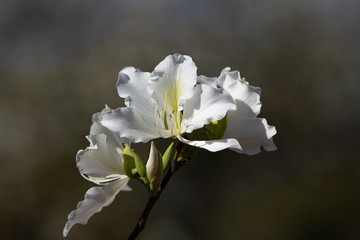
[127,140,186,240]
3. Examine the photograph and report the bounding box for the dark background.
[1,0,359,239]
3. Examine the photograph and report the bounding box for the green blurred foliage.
[0,0,359,239]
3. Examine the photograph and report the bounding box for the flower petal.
[90,106,129,146]
[117,67,155,117]
[76,134,126,184]
[224,111,277,155]
[101,107,161,143]
[63,178,129,237]
[218,68,262,116]
[149,54,197,113]
[182,84,235,133]
[177,135,241,152]
[196,75,218,88]
[217,68,277,154]
[90,106,112,136]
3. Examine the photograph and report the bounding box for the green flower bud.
[162,142,175,171]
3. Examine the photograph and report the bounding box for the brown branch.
[127,195,159,240]
[127,140,186,240]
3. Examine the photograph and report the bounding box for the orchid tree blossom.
[63,107,131,237]
[186,68,277,155]
[100,54,240,152]
[64,54,278,239]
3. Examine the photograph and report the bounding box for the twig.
[127,140,186,240]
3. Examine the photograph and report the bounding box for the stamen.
[174,110,180,130]
[163,109,169,130]
[170,119,174,136]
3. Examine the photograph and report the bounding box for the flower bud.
[162,142,175,171]
[146,142,161,182]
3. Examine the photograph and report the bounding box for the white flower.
[100,54,239,152]
[180,68,277,155]
[63,107,131,237]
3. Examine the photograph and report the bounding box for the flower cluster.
[63,54,277,237]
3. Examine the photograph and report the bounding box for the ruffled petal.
[91,105,111,129]
[90,106,112,136]
[216,68,277,154]
[196,75,218,88]
[218,68,262,116]
[149,54,197,113]
[224,111,277,155]
[90,105,129,146]
[101,107,161,143]
[63,178,129,237]
[117,67,155,117]
[76,134,126,184]
[177,135,241,152]
[182,84,235,133]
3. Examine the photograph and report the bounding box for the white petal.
[101,107,161,143]
[92,105,111,124]
[90,106,112,136]
[149,54,197,113]
[182,84,235,133]
[122,184,132,191]
[63,178,129,237]
[216,68,277,154]
[196,75,218,88]
[218,68,262,116]
[177,135,241,152]
[223,116,277,155]
[117,67,155,117]
[76,134,126,184]
[90,106,130,146]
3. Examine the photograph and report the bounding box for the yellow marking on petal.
[106,174,121,179]
[88,174,121,183]
[167,72,182,114]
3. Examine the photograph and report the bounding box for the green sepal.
[162,142,175,171]
[191,116,227,141]
[131,168,138,176]
[123,144,136,178]
[134,153,147,179]
[123,144,149,186]
[139,177,149,185]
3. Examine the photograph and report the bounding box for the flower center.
[155,91,183,137]
[154,73,185,137]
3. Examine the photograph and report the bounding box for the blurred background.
[1,0,359,239]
